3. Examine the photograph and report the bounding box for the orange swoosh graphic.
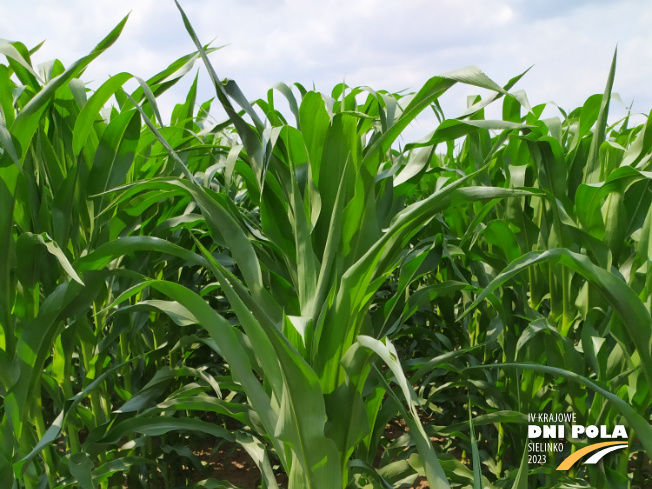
[556,441,628,470]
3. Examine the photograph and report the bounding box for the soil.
[189,443,288,488]
[188,419,430,488]
[196,444,261,487]
[629,452,652,489]
[143,424,652,489]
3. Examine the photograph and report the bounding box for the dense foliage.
[1,3,651,488]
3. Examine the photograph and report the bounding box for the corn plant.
[395,54,652,487]
[1,3,651,489]
[0,16,238,489]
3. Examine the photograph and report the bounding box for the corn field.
[1,3,651,489]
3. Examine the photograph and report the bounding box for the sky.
[1,0,651,140]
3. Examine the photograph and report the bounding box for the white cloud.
[1,0,651,140]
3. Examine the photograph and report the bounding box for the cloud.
[1,0,650,139]
[510,0,615,20]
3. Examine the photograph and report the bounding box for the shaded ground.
[145,420,651,489]
[195,444,264,488]
[190,419,429,488]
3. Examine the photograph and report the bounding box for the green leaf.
[88,108,141,208]
[468,362,652,457]
[10,14,129,162]
[356,336,450,489]
[461,248,652,387]
[468,402,482,489]
[100,417,234,444]
[511,447,529,489]
[73,72,133,155]
[69,453,97,489]
[192,244,342,489]
[17,232,84,285]
[585,48,617,183]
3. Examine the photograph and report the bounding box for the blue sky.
[1,0,650,139]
